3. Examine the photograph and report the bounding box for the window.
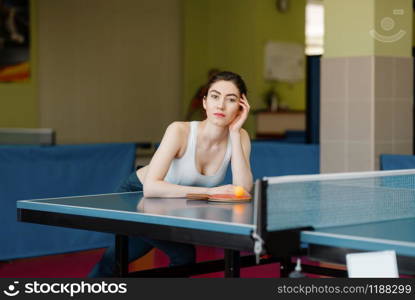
[305,0,324,55]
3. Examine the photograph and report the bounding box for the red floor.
[0,247,281,278]
[0,249,103,278]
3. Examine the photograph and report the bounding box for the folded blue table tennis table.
[17,169,415,277]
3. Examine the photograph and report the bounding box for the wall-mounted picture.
[0,0,30,82]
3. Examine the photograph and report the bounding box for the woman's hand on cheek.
[229,94,250,134]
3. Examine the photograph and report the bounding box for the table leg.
[224,249,240,278]
[115,234,129,277]
[280,257,293,277]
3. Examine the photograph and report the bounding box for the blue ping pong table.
[17,169,415,277]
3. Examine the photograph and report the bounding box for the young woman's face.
[203,80,241,126]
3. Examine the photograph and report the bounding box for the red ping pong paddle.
[186,193,251,203]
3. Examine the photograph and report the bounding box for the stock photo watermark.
[2,280,127,297]
[369,9,406,43]
[3,281,20,297]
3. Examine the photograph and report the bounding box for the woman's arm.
[143,122,230,198]
[230,129,253,192]
[228,94,253,192]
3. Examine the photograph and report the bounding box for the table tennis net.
[265,172,415,232]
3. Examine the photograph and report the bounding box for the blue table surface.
[17,192,254,235]
[17,192,415,256]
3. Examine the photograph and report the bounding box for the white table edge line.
[302,231,415,248]
[18,202,255,229]
[17,191,139,202]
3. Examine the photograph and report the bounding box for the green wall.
[3,1,414,133]
[253,0,306,112]
[0,0,38,128]
[374,0,412,57]
[324,0,375,57]
[183,0,306,135]
[325,0,412,57]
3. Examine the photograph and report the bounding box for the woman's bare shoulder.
[165,121,191,157]
[166,121,190,137]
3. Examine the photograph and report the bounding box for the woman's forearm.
[143,180,209,198]
[230,133,253,192]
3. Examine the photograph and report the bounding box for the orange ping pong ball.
[234,186,245,197]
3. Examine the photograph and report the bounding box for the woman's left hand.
[229,94,250,134]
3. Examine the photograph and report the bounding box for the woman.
[89,71,253,277]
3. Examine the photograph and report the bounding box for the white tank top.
[164,121,231,187]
